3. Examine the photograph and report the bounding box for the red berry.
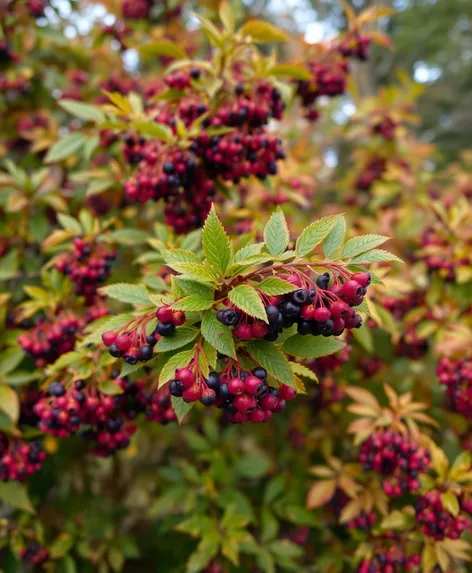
[233,394,257,413]
[172,310,186,326]
[227,378,245,395]
[272,399,286,413]
[115,334,131,352]
[250,408,265,423]
[330,300,350,317]
[182,383,202,403]
[278,384,297,401]
[156,306,174,323]
[300,304,314,320]
[102,331,117,346]
[313,307,331,322]
[252,321,269,338]
[341,280,362,301]
[259,393,278,411]
[244,375,265,396]
[175,368,195,388]
[352,272,371,287]
[234,324,253,340]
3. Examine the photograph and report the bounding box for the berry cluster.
[102,306,186,364]
[338,34,370,61]
[355,157,386,192]
[217,271,370,342]
[20,541,49,566]
[18,312,83,367]
[420,227,467,282]
[347,511,377,532]
[359,430,430,498]
[55,238,116,304]
[372,116,398,140]
[0,435,46,482]
[415,490,469,540]
[138,384,177,424]
[357,550,420,573]
[122,78,285,231]
[169,364,296,424]
[437,356,472,418]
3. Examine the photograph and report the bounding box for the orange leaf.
[306,479,336,509]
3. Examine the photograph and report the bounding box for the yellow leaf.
[339,498,363,523]
[239,20,289,43]
[0,384,19,423]
[306,479,336,509]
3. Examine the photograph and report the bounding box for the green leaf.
[323,216,346,258]
[139,41,187,61]
[268,63,311,80]
[0,481,34,512]
[0,347,24,376]
[193,14,224,48]
[235,454,271,479]
[108,229,149,245]
[441,491,460,517]
[263,208,289,256]
[99,283,152,306]
[131,121,174,142]
[228,285,267,322]
[99,380,124,396]
[350,249,403,264]
[296,214,342,257]
[162,249,201,265]
[45,133,85,163]
[170,263,219,284]
[289,361,319,382]
[234,243,264,263]
[341,234,390,258]
[219,2,235,33]
[0,249,19,280]
[282,335,345,358]
[201,311,236,359]
[202,205,231,275]
[156,327,199,352]
[240,20,289,42]
[268,540,303,558]
[171,397,194,425]
[59,99,105,122]
[0,384,19,422]
[159,348,195,386]
[57,213,82,233]
[258,277,297,296]
[246,340,294,387]
[171,295,214,312]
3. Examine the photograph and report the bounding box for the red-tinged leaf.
[367,30,394,49]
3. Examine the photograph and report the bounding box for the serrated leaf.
[240,20,289,42]
[156,327,199,352]
[246,340,294,387]
[296,215,342,257]
[171,396,194,424]
[350,249,403,264]
[201,311,236,359]
[257,277,297,296]
[99,283,152,306]
[162,249,201,265]
[323,216,346,258]
[171,295,214,312]
[342,235,390,258]
[202,205,231,275]
[170,263,219,284]
[59,99,105,122]
[228,285,267,322]
[234,243,264,263]
[289,362,318,382]
[45,133,85,163]
[282,335,345,358]
[159,349,195,386]
[263,208,289,256]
